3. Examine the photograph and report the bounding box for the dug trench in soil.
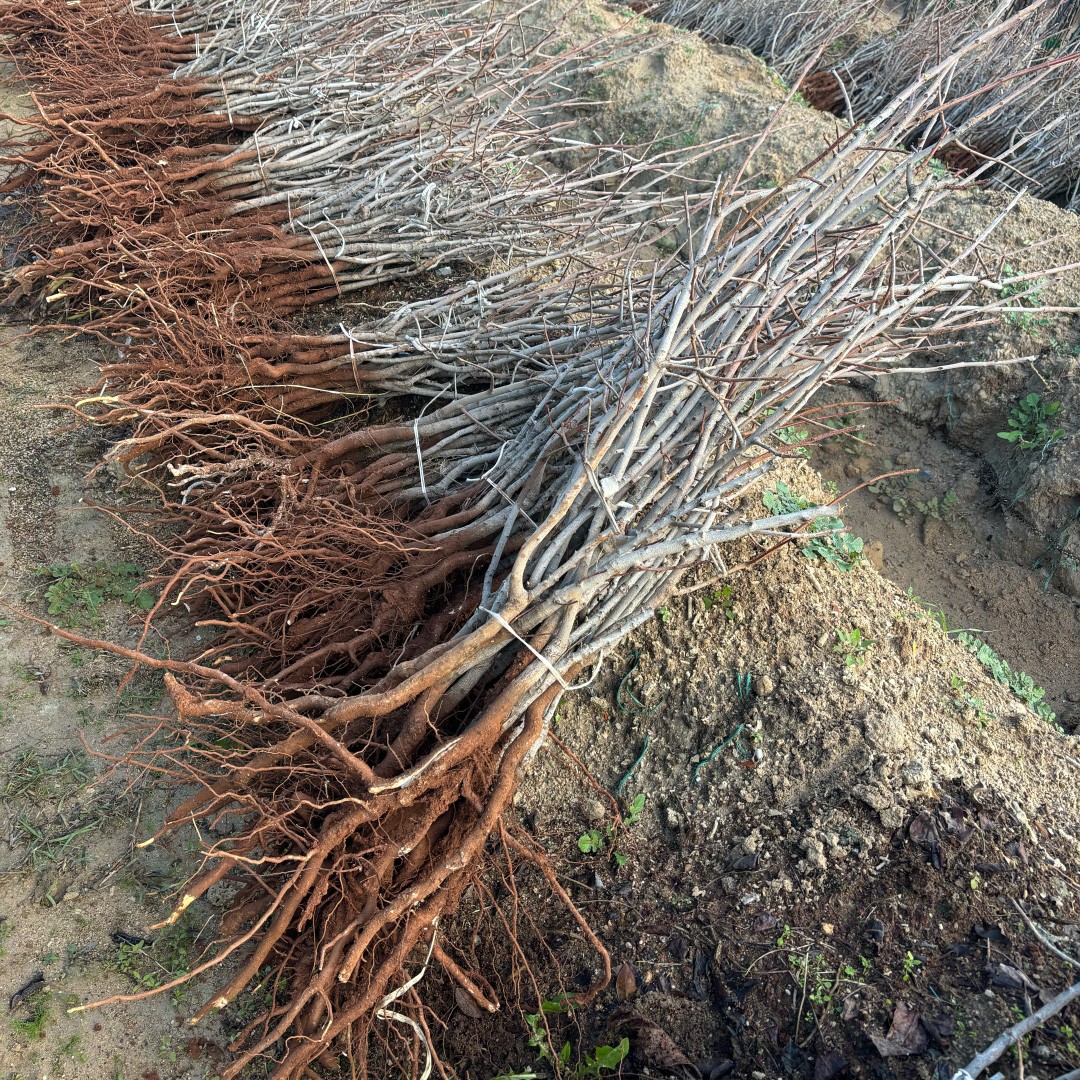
[813,388,1080,731]
[0,2,1078,1080]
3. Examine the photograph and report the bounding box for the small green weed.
[914,491,958,521]
[702,585,734,620]
[775,928,868,1023]
[901,951,921,981]
[774,423,810,455]
[112,670,166,721]
[997,393,1063,452]
[835,627,874,667]
[106,921,194,1000]
[10,990,51,1039]
[577,830,604,855]
[35,562,155,627]
[231,965,288,1029]
[3,748,91,801]
[948,674,994,727]
[998,266,1051,333]
[56,1034,87,1065]
[763,483,863,571]
[11,810,102,870]
[623,792,646,827]
[159,1034,178,1064]
[955,632,1056,726]
[926,157,953,181]
[524,998,629,1078]
[576,794,646,869]
[1057,1021,1077,1056]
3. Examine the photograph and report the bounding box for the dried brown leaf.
[453,985,485,1020]
[869,1002,929,1057]
[611,1007,697,1074]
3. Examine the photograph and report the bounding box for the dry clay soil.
[1,9,1080,1080]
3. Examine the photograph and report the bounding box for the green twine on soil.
[616,648,661,715]
[735,671,753,701]
[614,734,650,798]
[693,724,750,785]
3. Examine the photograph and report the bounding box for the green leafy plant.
[577,830,604,855]
[35,562,155,626]
[159,1034,178,1064]
[776,929,868,1022]
[1057,1021,1076,1056]
[835,627,874,667]
[3,748,91,801]
[926,157,952,181]
[955,632,1057,726]
[998,266,1051,333]
[624,793,646,827]
[57,1034,87,1065]
[901,951,921,981]
[774,423,810,455]
[763,483,863,570]
[997,393,1063,451]
[914,491,958,521]
[577,795,646,867]
[106,921,195,1000]
[702,585,734,620]
[524,1001,629,1079]
[948,674,994,727]
[10,990,51,1039]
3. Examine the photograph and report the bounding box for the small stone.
[800,836,827,871]
[901,759,926,783]
[864,540,885,571]
[844,455,872,478]
[758,675,776,696]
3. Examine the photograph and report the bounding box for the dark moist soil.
[428,462,1080,1080]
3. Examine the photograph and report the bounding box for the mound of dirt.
[435,462,1080,1079]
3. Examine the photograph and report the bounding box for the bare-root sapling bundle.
[1,0,683,426]
[642,0,878,86]
[646,0,1080,202]
[72,95,1053,1080]
[837,0,1080,198]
